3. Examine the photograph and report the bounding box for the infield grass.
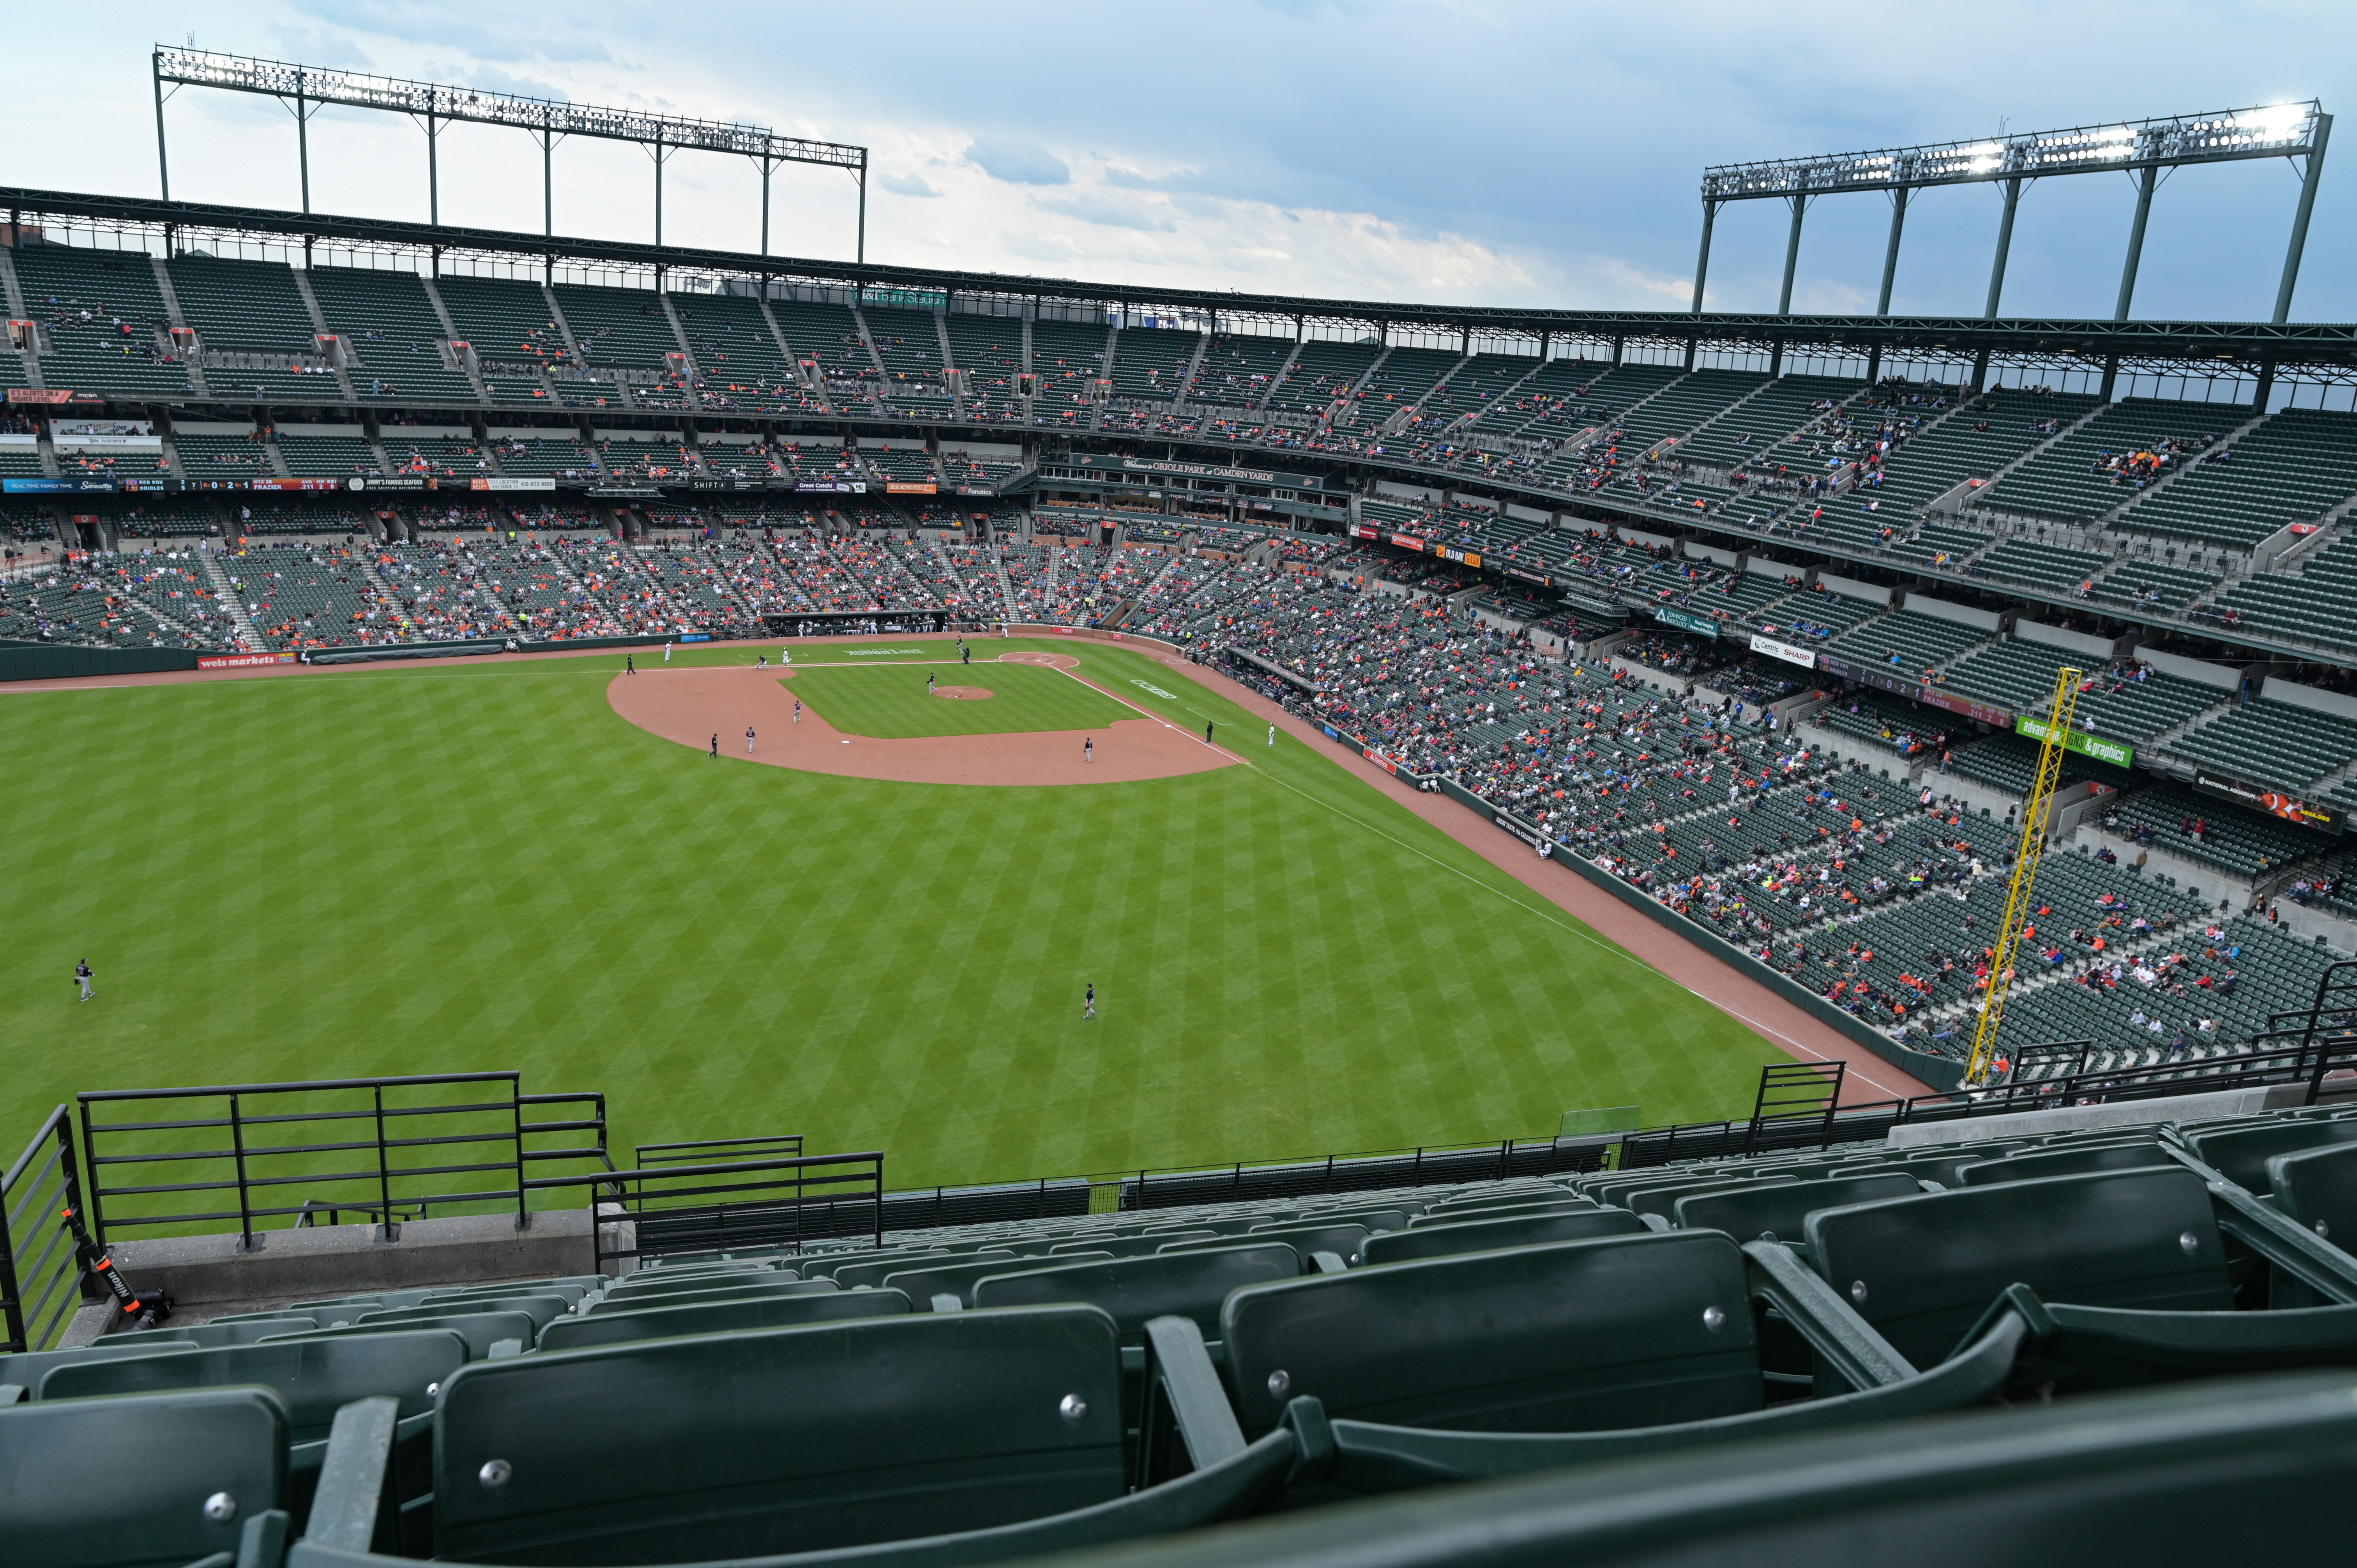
[785,659,1135,738]
[0,638,1783,1205]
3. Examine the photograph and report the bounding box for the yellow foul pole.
[1965,664,2082,1086]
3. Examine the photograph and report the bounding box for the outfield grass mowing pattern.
[0,640,1783,1200]
[784,659,1137,738]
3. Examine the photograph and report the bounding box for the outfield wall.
[0,644,201,682]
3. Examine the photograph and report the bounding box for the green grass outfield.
[0,637,1782,1200]
[785,658,1134,738]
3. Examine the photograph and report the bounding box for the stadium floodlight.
[151,46,870,260]
[1693,102,2330,325]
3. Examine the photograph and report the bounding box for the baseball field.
[0,637,1784,1193]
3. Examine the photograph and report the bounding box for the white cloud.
[878,173,941,198]
[963,136,1069,187]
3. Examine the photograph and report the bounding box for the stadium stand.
[669,291,816,415]
[1975,397,2246,523]
[12,242,196,399]
[305,265,480,404]
[164,255,341,403]
[1108,325,1200,402]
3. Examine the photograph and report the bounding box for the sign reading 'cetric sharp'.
[2014,714,2134,769]
[1749,633,1817,669]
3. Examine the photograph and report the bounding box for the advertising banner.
[2012,714,2133,767]
[6,388,95,404]
[885,480,938,494]
[1349,524,1379,540]
[794,479,868,494]
[1503,565,1553,587]
[2192,768,2343,834]
[468,477,558,493]
[245,479,348,492]
[1389,533,1426,551]
[1437,546,1483,569]
[1918,689,2014,727]
[198,652,297,670]
[1362,747,1398,775]
[1654,607,1719,637]
[2,477,114,493]
[1749,633,1817,669]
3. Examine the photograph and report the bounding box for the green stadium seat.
[1052,1372,2357,1568]
[1159,1231,2019,1492]
[0,1388,290,1568]
[537,1287,911,1352]
[583,1278,838,1315]
[262,1310,538,1360]
[1406,1199,1593,1227]
[972,1246,1301,1342]
[818,1249,969,1288]
[2267,1142,2357,1257]
[296,1306,1304,1568]
[2182,1117,2357,1195]
[39,1330,463,1446]
[1050,1233,1220,1258]
[1170,1222,1373,1267]
[888,1251,1116,1310]
[1673,1172,1926,1241]
[0,1339,200,1404]
[1792,1167,2357,1390]
[104,1317,322,1347]
[1360,1206,1645,1266]
[1954,1141,2179,1185]
[356,1295,571,1332]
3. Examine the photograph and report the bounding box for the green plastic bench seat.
[264,1311,538,1360]
[39,1330,464,1446]
[357,1295,570,1331]
[291,1305,1306,1568]
[538,1288,910,1352]
[1361,1207,1645,1266]
[1673,1173,1925,1242]
[1955,1142,2178,1185]
[585,1278,839,1315]
[0,1387,290,1568]
[1168,1223,1372,1268]
[973,1246,1300,1341]
[888,1252,1116,1310]
[2185,1118,2357,1194]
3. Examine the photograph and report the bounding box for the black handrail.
[75,1072,611,1246]
[1,1106,86,1354]
[527,1150,885,1264]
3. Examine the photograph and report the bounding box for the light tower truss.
[1693,102,2330,326]
[150,46,869,260]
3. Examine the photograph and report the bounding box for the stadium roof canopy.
[5,185,2355,378]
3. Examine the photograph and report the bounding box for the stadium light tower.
[151,47,871,261]
[1693,102,2330,323]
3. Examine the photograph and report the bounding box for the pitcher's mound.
[932,686,993,700]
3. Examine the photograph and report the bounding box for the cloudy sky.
[4,1,2352,322]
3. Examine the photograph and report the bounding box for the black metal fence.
[75,1073,612,1247]
[528,1150,884,1267]
[0,1106,85,1354]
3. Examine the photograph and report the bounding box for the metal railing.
[76,1073,613,1248]
[528,1150,884,1266]
[0,1106,85,1354]
[634,1134,803,1168]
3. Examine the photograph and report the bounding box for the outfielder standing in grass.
[75,959,93,1001]
[1084,983,1095,1020]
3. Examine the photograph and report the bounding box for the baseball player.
[75,959,94,1001]
[1083,983,1095,1020]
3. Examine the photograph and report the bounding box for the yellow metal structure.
[1965,665,2083,1086]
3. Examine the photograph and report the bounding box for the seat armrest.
[1138,1314,1246,1489]
[2207,1180,2357,1306]
[1742,1239,1919,1390]
[1308,1251,1348,1275]
[304,1397,401,1553]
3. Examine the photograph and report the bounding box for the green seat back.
[0,1388,287,1568]
[263,1310,537,1360]
[1624,1180,1776,1221]
[1362,1207,1645,1266]
[358,1294,569,1331]
[105,1318,320,1347]
[2189,1119,2357,1195]
[585,1277,837,1315]
[1221,1231,1759,1437]
[1281,1207,1413,1232]
[1408,1199,1594,1228]
[0,1340,200,1399]
[1806,1167,2233,1371]
[1417,1188,1578,1218]
[539,1288,910,1353]
[1169,1223,1372,1267]
[421,1279,597,1308]
[40,1329,463,1444]
[1956,1143,2177,1186]
[1049,1233,1218,1258]
[2268,1142,2357,1256]
[599,1266,783,1300]
[434,1306,1126,1564]
[888,1251,1115,1308]
[973,1245,1300,1339]
[1674,1172,1924,1242]
[828,1250,983,1289]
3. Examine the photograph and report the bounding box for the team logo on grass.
[1131,680,1180,699]
[844,648,924,657]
